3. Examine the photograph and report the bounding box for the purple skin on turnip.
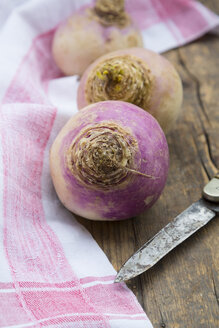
[50,101,169,221]
[52,0,143,76]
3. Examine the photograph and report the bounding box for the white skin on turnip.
[77,48,183,134]
[52,0,143,76]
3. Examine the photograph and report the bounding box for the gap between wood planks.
[177,48,218,180]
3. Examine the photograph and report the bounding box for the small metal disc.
[202,175,219,203]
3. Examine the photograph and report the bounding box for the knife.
[115,173,219,283]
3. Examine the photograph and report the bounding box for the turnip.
[52,0,143,76]
[50,101,169,221]
[77,48,183,133]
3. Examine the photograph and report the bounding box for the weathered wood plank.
[199,0,219,13]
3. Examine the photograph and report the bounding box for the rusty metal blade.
[115,199,216,283]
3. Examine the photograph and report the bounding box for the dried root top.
[90,0,130,27]
[85,55,153,110]
[66,122,139,189]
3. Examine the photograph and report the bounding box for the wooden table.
[78,1,219,326]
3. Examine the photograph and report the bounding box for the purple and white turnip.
[52,0,143,76]
[77,47,183,133]
[50,101,169,221]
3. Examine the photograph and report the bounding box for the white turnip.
[77,48,183,133]
[52,0,143,76]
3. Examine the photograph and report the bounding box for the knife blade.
[115,174,219,283]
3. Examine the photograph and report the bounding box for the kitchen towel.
[0,0,218,327]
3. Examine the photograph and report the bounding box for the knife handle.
[202,172,219,203]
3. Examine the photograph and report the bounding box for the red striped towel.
[0,1,218,327]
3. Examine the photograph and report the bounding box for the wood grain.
[77,1,219,327]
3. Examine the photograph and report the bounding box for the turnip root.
[50,101,169,221]
[77,48,183,133]
[52,0,143,76]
